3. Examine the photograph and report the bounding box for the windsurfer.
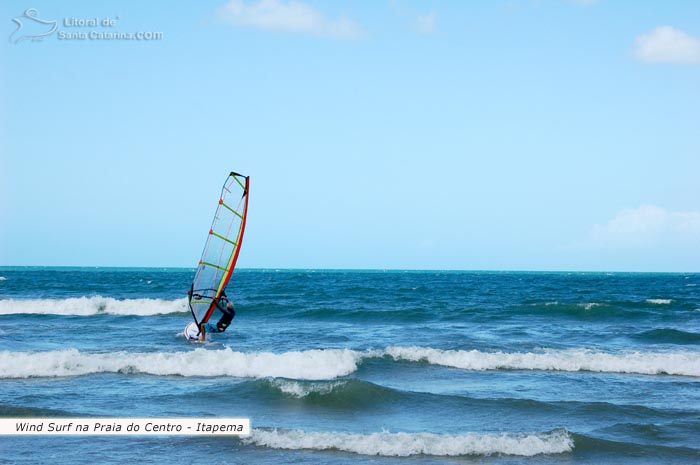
[199,293,236,342]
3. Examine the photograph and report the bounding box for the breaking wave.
[254,378,405,408]
[0,297,188,316]
[2,346,698,380]
[243,428,574,457]
[261,378,353,398]
[381,346,700,377]
[0,348,362,380]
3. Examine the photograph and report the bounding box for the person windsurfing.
[199,291,236,342]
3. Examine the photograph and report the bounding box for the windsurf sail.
[188,171,249,328]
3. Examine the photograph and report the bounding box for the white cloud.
[416,12,437,35]
[634,26,700,65]
[218,0,365,40]
[590,205,700,247]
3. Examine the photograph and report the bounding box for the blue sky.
[1,0,699,271]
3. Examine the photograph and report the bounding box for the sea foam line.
[382,346,700,377]
[646,299,673,305]
[1,347,699,379]
[0,297,188,316]
[0,348,361,380]
[243,428,574,457]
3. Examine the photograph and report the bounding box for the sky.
[1,0,699,271]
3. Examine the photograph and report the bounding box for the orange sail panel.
[188,172,249,325]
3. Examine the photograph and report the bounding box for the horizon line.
[0,265,698,274]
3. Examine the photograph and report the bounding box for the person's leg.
[199,322,220,341]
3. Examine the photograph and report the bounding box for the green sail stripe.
[233,175,245,190]
[220,200,244,219]
[200,261,229,273]
[210,229,238,246]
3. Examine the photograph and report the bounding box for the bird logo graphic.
[9,8,58,44]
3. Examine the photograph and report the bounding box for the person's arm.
[199,323,206,342]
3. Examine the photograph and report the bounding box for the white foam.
[0,277,7,281]
[0,297,188,316]
[266,379,347,398]
[382,346,700,377]
[243,428,574,457]
[577,303,602,310]
[2,346,698,379]
[646,299,673,305]
[0,348,362,380]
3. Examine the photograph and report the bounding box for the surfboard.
[184,322,200,341]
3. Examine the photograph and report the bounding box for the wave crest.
[263,378,350,398]
[633,328,700,345]
[382,346,700,377]
[0,348,362,380]
[2,346,698,379]
[0,297,188,316]
[243,428,574,457]
[646,299,673,305]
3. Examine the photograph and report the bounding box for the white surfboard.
[184,322,201,342]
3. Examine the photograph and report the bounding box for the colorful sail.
[188,172,249,326]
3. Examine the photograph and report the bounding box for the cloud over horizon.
[589,205,700,248]
[218,0,365,39]
[634,26,700,65]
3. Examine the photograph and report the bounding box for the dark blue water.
[1,268,699,464]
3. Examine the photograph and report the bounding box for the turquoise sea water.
[1,268,699,464]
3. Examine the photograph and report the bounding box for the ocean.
[1,268,699,464]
